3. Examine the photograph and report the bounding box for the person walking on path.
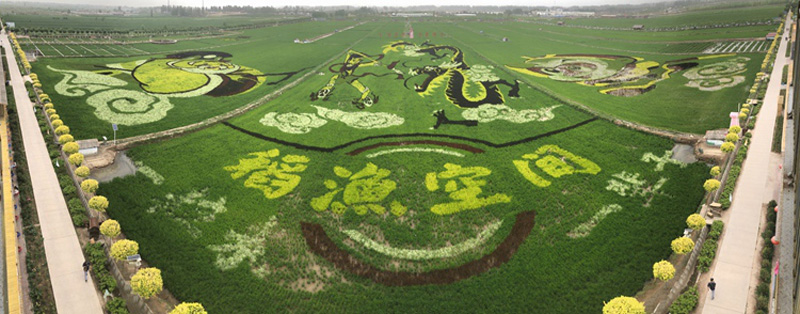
[82,260,91,282]
[708,278,717,300]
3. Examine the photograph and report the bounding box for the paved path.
[0,30,103,314]
[701,18,792,314]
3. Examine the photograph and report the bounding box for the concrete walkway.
[0,31,103,314]
[701,18,792,314]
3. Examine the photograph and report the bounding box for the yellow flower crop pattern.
[513,145,600,188]
[425,163,510,215]
[225,149,310,199]
[311,163,405,216]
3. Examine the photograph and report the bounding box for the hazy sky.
[10,0,670,8]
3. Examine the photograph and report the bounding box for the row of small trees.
[602,214,706,313]
[21,53,205,313]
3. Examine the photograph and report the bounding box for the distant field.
[533,4,784,29]
[0,13,296,31]
[35,20,372,140]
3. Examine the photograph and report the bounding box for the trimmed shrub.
[107,298,129,314]
[686,214,706,230]
[74,166,90,178]
[58,134,74,144]
[131,268,163,299]
[51,119,63,128]
[62,141,80,155]
[704,179,721,192]
[170,303,207,314]
[68,153,84,167]
[721,142,735,153]
[653,260,675,281]
[668,286,698,314]
[100,220,121,238]
[81,179,99,194]
[709,166,720,177]
[603,296,645,314]
[110,239,139,261]
[88,196,109,212]
[729,125,741,133]
[55,125,70,135]
[725,133,739,142]
[671,237,695,254]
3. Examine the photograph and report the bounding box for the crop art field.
[28,4,781,312]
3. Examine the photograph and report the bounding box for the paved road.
[0,30,103,314]
[701,17,792,314]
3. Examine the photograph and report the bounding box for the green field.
[34,20,371,140]
[25,5,784,313]
[541,4,784,29]
[1,13,295,32]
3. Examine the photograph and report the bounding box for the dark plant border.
[222,117,598,152]
[300,211,535,286]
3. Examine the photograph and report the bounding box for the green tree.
[110,239,139,261]
[603,296,645,314]
[671,237,695,254]
[703,179,721,192]
[131,268,163,299]
[653,260,675,281]
[170,303,207,314]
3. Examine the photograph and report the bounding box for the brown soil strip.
[300,210,536,286]
[346,140,484,156]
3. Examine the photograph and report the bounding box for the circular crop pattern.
[86,90,174,126]
[259,112,327,134]
[683,56,750,91]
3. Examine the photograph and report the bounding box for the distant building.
[5,22,15,28]
[633,25,645,30]
[767,32,777,40]
[534,9,594,17]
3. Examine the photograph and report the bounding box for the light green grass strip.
[344,220,502,260]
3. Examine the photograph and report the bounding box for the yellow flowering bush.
[55,125,70,135]
[68,153,84,167]
[709,166,720,177]
[88,195,109,212]
[44,103,54,109]
[45,108,56,116]
[81,179,99,194]
[741,108,750,114]
[58,134,74,144]
[725,133,739,142]
[131,268,163,299]
[653,260,675,281]
[51,119,63,128]
[100,219,121,238]
[110,239,139,261]
[686,214,706,230]
[720,142,735,153]
[671,237,695,255]
[62,141,79,154]
[49,114,60,121]
[703,179,721,192]
[603,296,645,314]
[739,112,747,120]
[170,303,207,314]
[74,166,90,178]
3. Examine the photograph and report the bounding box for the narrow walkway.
[0,48,16,314]
[701,18,792,314]
[0,31,103,314]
